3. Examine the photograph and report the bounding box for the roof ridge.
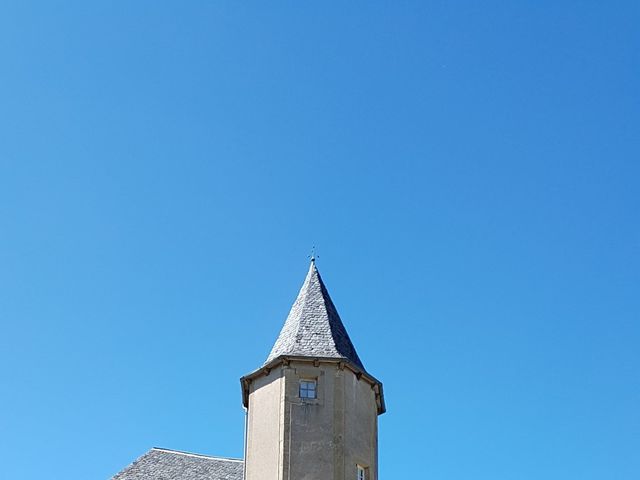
[151,447,243,462]
[314,267,341,355]
[290,263,314,351]
[317,270,363,368]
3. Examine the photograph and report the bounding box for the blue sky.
[0,2,638,479]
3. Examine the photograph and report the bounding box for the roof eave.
[240,355,386,415]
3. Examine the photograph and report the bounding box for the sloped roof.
[112,448,243,480]
[265,260,364,370]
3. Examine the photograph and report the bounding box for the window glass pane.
[299,380,317,399]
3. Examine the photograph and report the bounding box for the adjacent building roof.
[265,260,365,370]
[112,448,243,480]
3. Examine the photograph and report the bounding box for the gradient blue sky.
[1,2,639,479]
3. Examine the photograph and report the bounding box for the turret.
[241,261,385,480]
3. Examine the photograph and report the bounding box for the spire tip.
[309,246,318,264]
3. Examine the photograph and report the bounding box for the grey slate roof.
[112,448,243,480]
[265,260,364,370]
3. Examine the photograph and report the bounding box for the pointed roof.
[265,261,365,370]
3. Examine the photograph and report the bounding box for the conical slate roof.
[265,261,364,370]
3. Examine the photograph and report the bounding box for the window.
[357,465,366,480]
[299,379,317,399]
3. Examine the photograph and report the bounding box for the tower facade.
[241,261,385,480]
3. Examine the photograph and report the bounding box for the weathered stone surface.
[245,360,379,480]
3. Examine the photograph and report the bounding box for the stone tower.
[241,261,385,480]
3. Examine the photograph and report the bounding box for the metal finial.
[309,246,319,263]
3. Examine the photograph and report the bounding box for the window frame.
[299,379,317,399]
[357,465,367,480]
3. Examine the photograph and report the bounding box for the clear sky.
[1,2,638,479]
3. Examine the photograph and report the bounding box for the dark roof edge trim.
[240,355,386,415]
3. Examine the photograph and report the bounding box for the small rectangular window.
[357,465,366,480]
[299,379,317,399]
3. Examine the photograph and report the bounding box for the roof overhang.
[240,355,386,415]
